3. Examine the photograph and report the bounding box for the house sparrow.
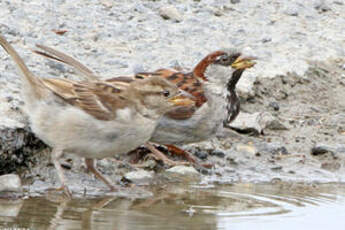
[0,34,194,197]
[33,45,256,166]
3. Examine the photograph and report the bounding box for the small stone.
[257,142,289,155]
[259,112,288,131]
[124,170,154,185]
[230,0,240,4]
[284,5,299,16]
[167,166,199,175]
[235,144,258,155]
[314,0,332,12]
[0,174,22,192]
[214,9,223,17]
[268,101,280,111]
[209,150,225,158]
[47,61,67,74]
[271,166,283,171]
[194,150,208,160]
[229,112,262,135]
[159,6,183,22]
[261,37,272,43]
[333,1,343,5]
[165,166,200,182]
[321,162,341,171]
[100,0,113,8]
[311,145,334,156]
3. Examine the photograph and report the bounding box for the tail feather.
[0,34,43,97]
[34,44,99,81]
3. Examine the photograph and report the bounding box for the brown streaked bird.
[0,34,194,197]
[33,45,256,166]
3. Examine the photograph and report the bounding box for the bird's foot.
[166,145,213,169]
[146,153,190,166]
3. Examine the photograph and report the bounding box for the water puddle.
[1,183,345,229]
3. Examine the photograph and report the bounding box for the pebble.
[209,150,225,158]
[230,0,240,4]
[314,0,332,12]
[194,150,208,160]
[0,174,22,192]
[284,5,299,16]
[124,170,154,185]
[167,166,199,175]
[235,144,258,155]
[229,112,262,135]
[268,101,280,111]
[259,113,288,131]
[159,6,183,22]
[257,142,289,155]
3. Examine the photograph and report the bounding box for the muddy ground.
[0,0,345,197]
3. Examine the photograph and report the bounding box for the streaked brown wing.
[42,78,129,121]
[135,69,207,119]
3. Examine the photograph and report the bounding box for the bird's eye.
[162,90,170,97]
[221,56,229,62]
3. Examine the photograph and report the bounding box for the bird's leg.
[85,158,117,191]
[144,143,189,166]
[165,144,197,163]
[50,148,72,198]
[166,145,213,169]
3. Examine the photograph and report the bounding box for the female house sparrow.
[0,34,194,197]
[33,45,256,165]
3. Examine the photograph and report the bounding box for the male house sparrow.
[0,34,194,197]
[33,45,256,165]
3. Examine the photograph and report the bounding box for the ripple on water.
[0,183,345,230]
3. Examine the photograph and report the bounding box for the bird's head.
[129,76,195,118]
[193,49,256,87]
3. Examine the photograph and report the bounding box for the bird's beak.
[168,90,195,106]
[231,55,257,69]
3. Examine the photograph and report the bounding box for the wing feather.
[42,78,129,120]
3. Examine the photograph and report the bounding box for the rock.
[165,166,200,182]
[321,162,341,171]
[333,1,343,5]
[268,101,280,111]
[237,76,255,99]
[314,0,332,12]
[229,112,262,134]
[284,4,299,17]
[230,112,287,134]
[235,144,258,155]
[259,112,288,131]
[284,5,299,16]
[0,125,46,175]
[124,170,154,185]
[194,150,208,160]
[47,60,67,75]
[0,174,22,192]
[257,142,289,155]
[311,144,345,157]
[209,150,225,158]
[159,6,183,22]
[230,0,240,4]
[311,145,333,155]
[167,165,199,175]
